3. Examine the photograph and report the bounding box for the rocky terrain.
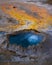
[0,0,52,65]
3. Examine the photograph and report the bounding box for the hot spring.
[8,30,45,48]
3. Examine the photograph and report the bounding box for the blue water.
[9,31,44,48]
[0,31,6,36]
[0,31,5,34]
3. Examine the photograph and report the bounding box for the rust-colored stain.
[1,2,52,31]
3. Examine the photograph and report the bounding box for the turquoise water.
[9,31,44,48]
